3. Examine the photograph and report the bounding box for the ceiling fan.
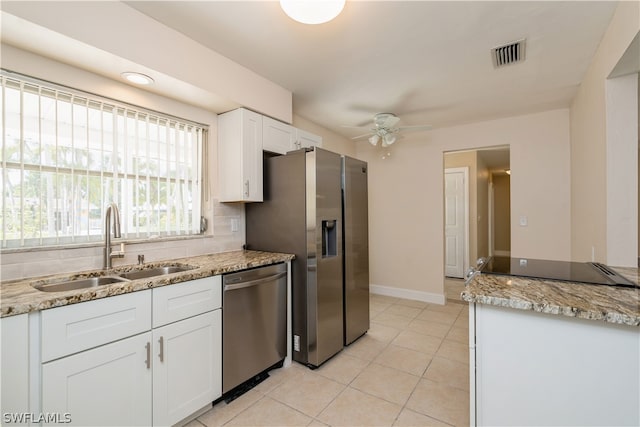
[348,113,432,147]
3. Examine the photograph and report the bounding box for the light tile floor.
[187,293,470,427]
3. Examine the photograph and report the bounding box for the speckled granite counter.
[1,250,294,317]
[462,266,640,326]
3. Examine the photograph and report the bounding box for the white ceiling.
[125,0,618,139]
[0,1,619,142]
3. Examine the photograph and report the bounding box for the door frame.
[444,167,470,277]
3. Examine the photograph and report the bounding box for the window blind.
[1,70,205,248]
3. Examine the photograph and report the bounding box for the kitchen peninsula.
[463,266,640,426]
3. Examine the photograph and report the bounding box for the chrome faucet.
[103,203,125,269]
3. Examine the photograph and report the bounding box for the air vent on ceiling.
[492,39,526,68]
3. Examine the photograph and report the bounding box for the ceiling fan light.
[280,0,345,25]
[368,134,380,146]
[383,134,396,146]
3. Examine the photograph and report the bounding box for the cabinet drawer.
[152,276,221,328]
[41,290,151,363]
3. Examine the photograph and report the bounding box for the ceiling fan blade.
[351,132,374,140]
[397,124,433,132]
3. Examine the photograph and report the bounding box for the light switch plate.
[519,215,528,226]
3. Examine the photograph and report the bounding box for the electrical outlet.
[294,335,300,352]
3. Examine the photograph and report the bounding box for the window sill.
[0,234,212,254]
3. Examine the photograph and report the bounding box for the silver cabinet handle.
[159,336,164,363]
[244,180,250,198]
[145,342,151,369]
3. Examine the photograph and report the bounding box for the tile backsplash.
[0,200,245,282]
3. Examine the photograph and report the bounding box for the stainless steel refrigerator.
[246,147,369,367]
[342,155,370,346]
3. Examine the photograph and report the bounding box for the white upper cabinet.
[263,116,322,154]
[263,116,295,155]
[218,108,322,202]
[295,128,322,150]
[218,108,264,202]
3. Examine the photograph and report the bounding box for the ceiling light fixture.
[121,72,154,85]
[280,0,345,25]
[382,134,396,147]
[368,131,397,148]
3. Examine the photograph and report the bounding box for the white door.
[444,168,468,278]
[42,332,153,427]
[153,310,222,426]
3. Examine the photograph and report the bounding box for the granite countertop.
[1,250,294,318]
[462,266,640,326]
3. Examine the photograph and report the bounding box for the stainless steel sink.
[116,265,194,280]
[33,276,129,293]
[31,264,196,292]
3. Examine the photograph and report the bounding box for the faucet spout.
[104,203,124,269]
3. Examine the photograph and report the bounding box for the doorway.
[443,146,510,301]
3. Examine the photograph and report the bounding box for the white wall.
[606,73,638,267]
[357,109,571,302]
[570,1,640,265]
[0,46,245,281]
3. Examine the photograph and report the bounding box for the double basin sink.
[32,265,195,293]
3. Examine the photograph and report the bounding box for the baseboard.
[370,284,446,305]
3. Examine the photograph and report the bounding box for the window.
[1,70,206,249]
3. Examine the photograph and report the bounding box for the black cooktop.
[478,256,637,289]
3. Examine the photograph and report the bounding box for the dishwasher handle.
[223,271,287,291]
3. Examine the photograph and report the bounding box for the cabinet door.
[1,314,29,424]
[42,332,152,427]
[218,108,263,202]
[152,310,221,426]
[295,128,322,149]
[263,116,295,154]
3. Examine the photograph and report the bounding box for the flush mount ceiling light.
[280,0,345,25]
[121,72,154,85]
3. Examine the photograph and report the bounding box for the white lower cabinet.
[39,277,222,427]
[153,310,221,426]
[471,304,640,426]
[1,314,30,425]
[42,332,153,426]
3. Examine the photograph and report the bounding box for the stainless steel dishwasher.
[222,263,287,396]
